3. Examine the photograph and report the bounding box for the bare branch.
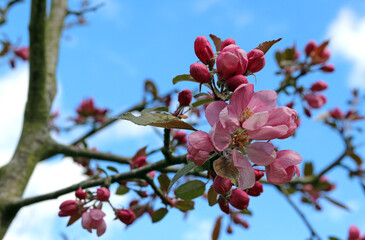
[0,0,24,26]
[144,176,172,206]
[67,3,104,16]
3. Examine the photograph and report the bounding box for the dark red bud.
[229,189,250,210]
[226,75,248,91]
[212,176,233,194]
[117,209,136,225]
[178,89,192,106]
[190,63,211,83]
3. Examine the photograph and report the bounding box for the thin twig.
[162,129,172,162]
[144,176,172,206]
[67,3,104,16]
[277,185,322,240]
[0,0,23,25]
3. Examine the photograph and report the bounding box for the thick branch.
[50,142,130,165]
[9,155,187,209]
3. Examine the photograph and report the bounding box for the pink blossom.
[187,131,215,166]
[226,75,248,91]
[330,107,344,119]
[216,44,248,80]
[14,47,29,61]
[266,150,302,185]
[304,93,327,109]
[194,36,214,64]
[305,40,316,56]
[82,209,107,237]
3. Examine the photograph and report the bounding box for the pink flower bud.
[133,156,147,168]
[226,225,233,234]
[304,93,327,109]
[305,41,317,56]
[229,189,250,210]
[310,80,328,91]
[81,209,106,237]
[320,48,330,60]
[220,38,236,51]
[247,181,263,197]
[58,200,79,217]
[254,169,265,181]
[14,47,29,61]
[226,75,248,91]
[75,188,87,199]
[178,89,192,106]
[117,209,136,225]
[247,49,265,73]
[190,63,210,83]
[212,176,233,194]
[96,188,110,201]
[348,225,360,240]
[174,130,187,144]
[218,197,230,214]
[217,44,248,80]
[321,64,335,72]
[330,107,344,119]
[194,36,214,64]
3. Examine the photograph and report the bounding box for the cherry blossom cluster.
[73,98,108,124]
[58,187,135,237]
[275,40,335,117]
[183,36,302,213]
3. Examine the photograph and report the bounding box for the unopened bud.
[178,89,192,106]
[117,209,136,225]
[58,200,79,217]
[330,107,344,119]
[220,38,236,51]
[229,189,250,210]
[75,188,87,200]
[254,169,265,181]
[190,63,210,83]
[218,197,230,214]
[96,188,110,201]
[212,176,233,194]
[247,49,265,73]
[321,64,335,73]
[226,75,248,91]
[310,80,328,91]
[305,41,316,56]
[247,181,263,197]
[194,36,214,64]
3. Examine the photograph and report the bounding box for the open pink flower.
[266,150,302,185]
[82,209,107,237]
[187,131,215,166]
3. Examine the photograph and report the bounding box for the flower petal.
[81,212,92,233]
[265,161,287,185]
[96,220,107,237]
[248,125,288,140]
[229,83,254,117]
[188,131,214,151]
[276,150,302,168]
[241,111,268,130]
[209,122,231,151]
[232,149,255,190]
[205,101,228,127]
[219,105,240,132]
[247,90,277,113]
[246,142,276,166]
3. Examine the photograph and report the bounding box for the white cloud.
[192,0,221,13]
[326,7,365,89]
[0,66,28,167]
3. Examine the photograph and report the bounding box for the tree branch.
[276,185,322,240]
[9,155,187,210]
[143,176,172,206]
[67,3,104,16]
[50,142,130,165]
[0,0,24,26]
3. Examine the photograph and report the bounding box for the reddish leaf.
[255,38,282,54]
[208,186,218,206]
[144,80,158,99]
[212,216,223,240]
[213,158,239,186]
[67,213,82,227]
[209,34,222,52]
[158,173,171,193]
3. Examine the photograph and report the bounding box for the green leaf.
[141,107,169,113]
[107,166,119,173]
[209,34,222,52]
[152,208,168,223]
[119,112,197,131]
[116,184,129,195]
[303,162,313,176]
[349,152,362,166]
[323,196,350,211]
[172,74,197,85]
[255,38,282,55]
[239,209,253,216]
[328,236,340,240]
[168,161,196,191]
[175,180,206,200]
[144,80,159,99]
[174,200,195,211]
[212,216,223,240]
[191,98,214,108]
[213,158,239,186]
[158,173,171,193]
[208,187,218,206]
[193,92,209,98]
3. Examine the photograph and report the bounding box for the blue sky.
[1,0,365,239]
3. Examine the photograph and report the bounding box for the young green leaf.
[175,180,205,200]
[168,161,196,191]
